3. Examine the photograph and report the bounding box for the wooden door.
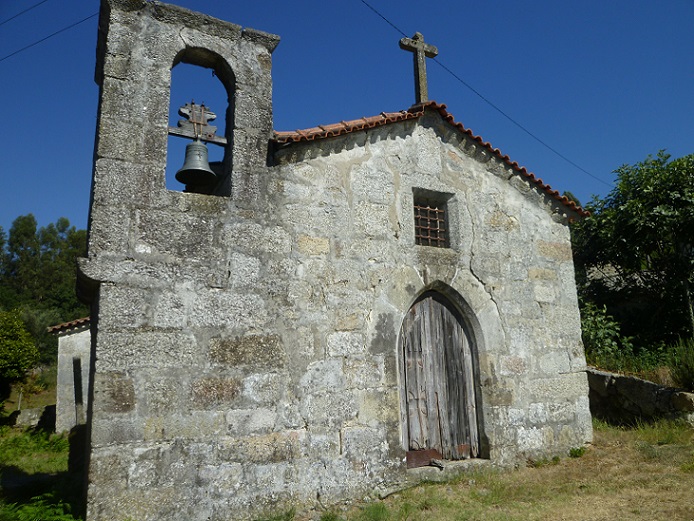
[400,292,479,460]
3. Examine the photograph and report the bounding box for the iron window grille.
[414,199,449,247]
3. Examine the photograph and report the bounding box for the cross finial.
[399,32,438,105]
[178,101,217,139]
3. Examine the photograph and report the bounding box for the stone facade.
[78,1,593,519]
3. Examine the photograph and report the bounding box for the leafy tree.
[0,310,39,400]
[6,214,41,306]
[0,215,88,364]
[572,151,694,349]
[0,226,13,309]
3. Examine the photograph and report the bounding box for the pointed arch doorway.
[399,291,481,464]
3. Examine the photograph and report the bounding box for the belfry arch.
[165,48,236,195]
[398,289,484,463]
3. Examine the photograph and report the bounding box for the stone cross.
[399,32,438,104]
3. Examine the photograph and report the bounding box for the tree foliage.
[0,310,39,397]
[572,151,694,349]
[0,215,88,364]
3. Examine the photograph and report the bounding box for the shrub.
[580,302,634,371]
[668,337,694,391]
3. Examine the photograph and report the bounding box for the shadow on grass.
[0,424,87,520]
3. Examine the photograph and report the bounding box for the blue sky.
[0,0,692,234]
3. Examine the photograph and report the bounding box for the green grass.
[0,425,83,521]
[294,418,694,521]
[0,426,69,474]
[668,337,694,391]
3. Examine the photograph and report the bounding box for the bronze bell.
[175,138,217,186]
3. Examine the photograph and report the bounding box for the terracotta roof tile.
[274,101,588,217]
[47,317,91,335]
[274,110,420,143]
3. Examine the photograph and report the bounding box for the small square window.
[414,198,449,248]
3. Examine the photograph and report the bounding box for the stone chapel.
[77,1,593,519]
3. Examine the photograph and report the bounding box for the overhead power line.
[0,12,98,64]
[359,0,612,188]
[0,0,51,28]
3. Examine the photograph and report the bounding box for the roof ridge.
[273,102,587,217]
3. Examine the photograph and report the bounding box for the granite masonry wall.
[78,1,593,519]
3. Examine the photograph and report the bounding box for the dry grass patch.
[310,419,694,521]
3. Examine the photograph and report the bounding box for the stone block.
[528,267,557,280]
[300,390,357,430]
[197,462,244,490]
[537,240,572,261]
[353,202,393,238]
[241,373,282,406]
[90,417,143,446]
[88,450,129,488]
[527,403,548,424]
[350,164,395,205]
[190,289,267,329]
[499,355,528,376]
[190,377,241,408]
[344,356,384,389]
[673,392,694,412]
[538,350,571,375]
[217,431,304,464]
[342,426,388,466]
[226,408,277,435]
[95,330,200,371]
[209,334,284,369]
[151,289,188,328]
[297,234,330,256]
[302,431,341,459]
[533,281,556,303]
[485,386,515,406]
[143,376,183,415]
[353,388,400,428]
[516,426,546,452]
[98,284,151,328]
[134,208,223,260]
[92,159,163,207]
[326,331,366,357]
[527,373,590,403]
[94,372,135,413]
[143,412,226,440]
[85,203,131,256]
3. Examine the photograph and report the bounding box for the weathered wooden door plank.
[400,291,480,462]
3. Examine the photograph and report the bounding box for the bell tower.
[79,2,280,519]
[89,0,279,254]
